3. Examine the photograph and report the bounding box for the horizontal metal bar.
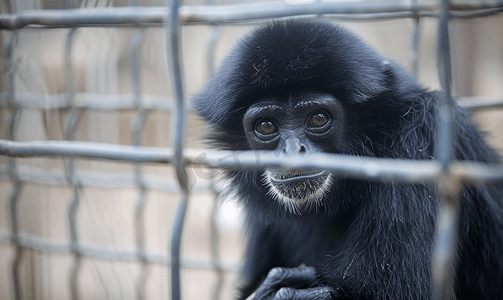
[320,7,503,21]
[456,96,503,111]
[1,2,502,29]
[1,139,503,184]
[0,7,166,29]
[0,139,174,163]
[1,92,501,111]
[0,165,211,192]
[178,2,503,24]
[0,92,175,111]
[0,230,238,271]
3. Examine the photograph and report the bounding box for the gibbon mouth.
[264,169,333,210]
[269,170,329,184]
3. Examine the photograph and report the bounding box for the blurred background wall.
[0,0,502,299]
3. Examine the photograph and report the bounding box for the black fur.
[194,20,503,299]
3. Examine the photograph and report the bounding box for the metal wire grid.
[0,1,503,300]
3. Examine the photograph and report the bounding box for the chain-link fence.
[1,0,503,300]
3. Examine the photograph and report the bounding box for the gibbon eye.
[307,112,330,129]
[255,119,277,136]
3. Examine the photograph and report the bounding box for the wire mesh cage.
[1,0,503,300]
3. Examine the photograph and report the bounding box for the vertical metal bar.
[205,24,220,79]
[134,182,148,300]
[436,0,455,170]
[204,2,224,296]
[206,29,220,76]
[209,174,224,300]
[4,31,23,300]
[64,0,74,9]
[65,29,77,114]
[167,0,190,300]
[315,0,323,18]
[410,0,420,79]
[7,0,16,13]
[431,0,460,299]
[67,185,82,300]
[129,28,149,300]
[63,28,83,300]
[9,181,22,300]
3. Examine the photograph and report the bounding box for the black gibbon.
[194,21,503,299]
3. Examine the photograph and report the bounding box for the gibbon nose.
[283,137,307,154]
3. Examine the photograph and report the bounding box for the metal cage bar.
[63,27,83,300]
[129,28,149,300]
[0,92,501,111]
[204,1,224,298]
[4,31,22,300]
[410,0,421,79]
[1,142,502,186]
[1,1,503,300]
[167,1,190,300]
[1,2,503,29]
[431,0,459,298]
